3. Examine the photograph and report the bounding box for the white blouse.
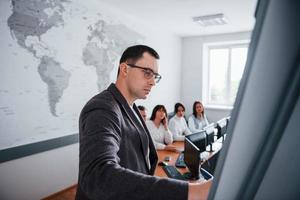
[146,120,173,150]
[188,114,209,133]
[168,115,192,141]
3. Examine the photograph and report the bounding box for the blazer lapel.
[133,104,158,174]
[107,84,153,172]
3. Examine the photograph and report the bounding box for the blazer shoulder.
[81,90,121,116]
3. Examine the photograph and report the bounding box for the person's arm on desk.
[164,144,178,151]
[188,180,212,200]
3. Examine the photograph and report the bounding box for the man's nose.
[149,76,155,86]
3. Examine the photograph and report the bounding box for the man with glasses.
[76,45,211,200]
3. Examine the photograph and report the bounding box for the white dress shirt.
[168,115,192,141]
[131,105,150,169]
[146,120,173,150]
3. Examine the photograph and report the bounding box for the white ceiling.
[100,0,258,37]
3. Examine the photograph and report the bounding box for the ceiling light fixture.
[193,13,228,26]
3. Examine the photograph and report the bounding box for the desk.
[43,140,222,200]
[154,139,222,178]
[154,141,186,177]
[154,139,222,200]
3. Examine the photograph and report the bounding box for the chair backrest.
[167,112,175,121]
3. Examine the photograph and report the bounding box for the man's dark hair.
[117,45,160,76]
[150,105,168,122]
[174,102,185,114]
[137,105,146,111]
[192,101,205,118]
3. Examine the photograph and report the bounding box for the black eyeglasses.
[127,63,162,83]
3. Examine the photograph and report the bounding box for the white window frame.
[202,40,249,109]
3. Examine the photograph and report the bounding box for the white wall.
[0,144,79,200]
[181,31,252,122]
[0,1,182,200]
[135,34,182,114]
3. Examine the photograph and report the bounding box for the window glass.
[206,43,248,106]
[230,47,248,104]
[209,48,229,105]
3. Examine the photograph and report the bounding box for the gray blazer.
[76,83,188,200]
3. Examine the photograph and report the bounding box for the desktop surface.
[155,140,222,178]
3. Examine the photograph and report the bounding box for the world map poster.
[0,0,144,151]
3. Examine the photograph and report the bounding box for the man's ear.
[119,63,128,77]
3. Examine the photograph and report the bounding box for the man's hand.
[188,179,213,200]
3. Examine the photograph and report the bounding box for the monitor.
[184,137,201,180]
[184,131,207,180]
[204,123,215,152]
[226,116,231,123]
[216,118,227,141]
[185,130,207,152]
[226,116,231,130]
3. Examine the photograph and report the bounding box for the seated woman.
[188,101,209,133]
[169,103,192,141]
[146,105,176,151]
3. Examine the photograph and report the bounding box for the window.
[203,42,249,107]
